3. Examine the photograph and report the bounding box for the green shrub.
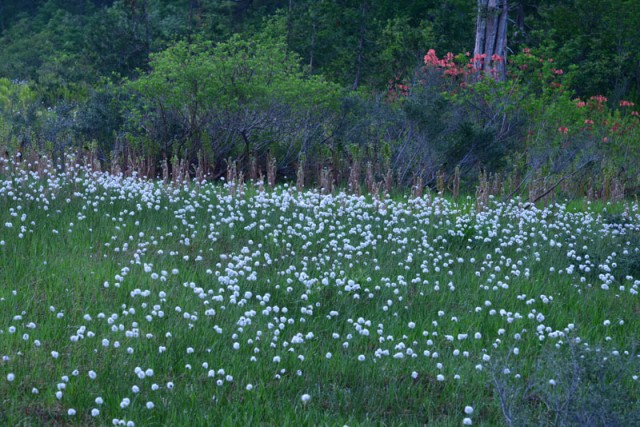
[489,338,640,426]
[126,30,341,169]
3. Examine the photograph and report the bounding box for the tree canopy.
[0,0,638,193]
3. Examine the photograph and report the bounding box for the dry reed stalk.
[528,172,539,204]
[178,158,184,184]
[236,172,245,199]
[161,156,169,185]
[491,173,501,197]
[296,159,305,193]
[133,156,142,178]
[365,161,375,194]
[36,153,47,177]
[424,188,432,208]
[229,181,236,198]
[560,177,569,197]
[610,177,625,203]
[452,165,460,201]
[542,176,549,208]
[603,173,612,201]
[476,170,489,212]
[348,159,361,196]
[586,177,595,201]
[320,167,332,195]
[196,151,204,184]
[502,175,511,198]
[547,176,557,206]
[24,150,39,175]
[266,155,276,188]
[148,158,156,180]
[436,170,445,196]
[225,157,236,183]
[170,155,179,186]
[136,152,148,178]
[110,152,122,176]
[226,158,242,197]
[90,146,101,173]
[371,180,381,203]
[180,158,188,185]
[257,172,265,193]
[248,155,257,181]
[73,150,84,172]
[383,168,393,195]
[375,200,386,213]
[411,175,423,198]
[126,148,136,177]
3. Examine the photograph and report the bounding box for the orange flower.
[590,95,607,103]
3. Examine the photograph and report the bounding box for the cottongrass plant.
[0,155,639,425]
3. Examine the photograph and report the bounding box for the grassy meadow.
[1,158,640,426]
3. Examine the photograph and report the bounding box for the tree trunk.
[187,0,201,44]
[287,0,294,48]
[352,1,368,91]
[309,21,316,74]
[474,0,508,81]
[143,0,151,62]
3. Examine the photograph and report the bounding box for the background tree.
[474,0,508,80]
[0,0,638,191]
[533,0,640,103]
[126,26,341,170]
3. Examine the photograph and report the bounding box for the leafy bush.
[0,78,37,153]
[125,29,341,171]
[396,47,640,195]
[489,338,640,426]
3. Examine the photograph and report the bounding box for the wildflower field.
[1,160,640,426]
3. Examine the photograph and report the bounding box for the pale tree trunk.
[474,0,508,81]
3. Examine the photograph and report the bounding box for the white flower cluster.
[0,158,638,424]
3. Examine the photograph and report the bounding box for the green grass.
[1,163,639,426]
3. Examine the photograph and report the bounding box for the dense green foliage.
[0,0,639,194]
[125,29,340,168]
